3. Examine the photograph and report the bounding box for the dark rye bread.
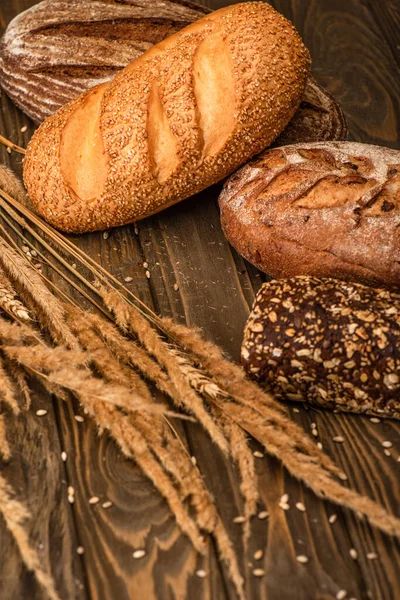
[0,0,348,149]
[219,142,400,288]
[0,0,210,123]
[273,77,348,146]
[241,277,400,419]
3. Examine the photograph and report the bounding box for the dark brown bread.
[219,142,400,287]
[274,77,348,146]
[0,0,210,123]
[241,276,400,419]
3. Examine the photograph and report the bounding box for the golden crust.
[23,2,310,233]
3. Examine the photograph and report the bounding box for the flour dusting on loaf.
[220,141,400,287]
[23,3,310,232]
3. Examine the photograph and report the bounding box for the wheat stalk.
[1,162,400,599]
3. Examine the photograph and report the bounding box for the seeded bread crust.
[219,141,400,287]
[23,3,310,233]
[241,277,400,419]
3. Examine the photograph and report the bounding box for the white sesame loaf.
[242,277,400,419]
[23,2,310,233]
[219,141,400,287]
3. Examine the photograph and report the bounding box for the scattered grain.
[349,548,358,560]
[382,441,393,448]
[76,546,85,555]
[191,456,197,466]
[233,516,246,524]
[36,409,47,416]
[253,550,264,561]
[370,418,380,424]
[253,568,265,577]
[103,232,109,240]
[20,126,28,133]
[253,451,264,459]
[61,452,67,462]
[196,570,207,578]
[258,511,269,520]
[124,277,133,283]
[336,590,347,600]
[74,415,84,423]
[366,552,378,560]
[133,549,146,559]
[329,514,337,524]
[67,486,75,495]
[296,555,309,564]
[296,502,306,512]
[145,270,151,279]
[173,283,179,291]
[89,496,100,505]
[102,501,113,509]
[333,436,345,443]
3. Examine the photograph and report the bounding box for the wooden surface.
[1,1,400,599]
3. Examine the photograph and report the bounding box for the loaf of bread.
[241,277,400,419]
[219,142,400,287]
[273,77,348,146]
[23,3,310,233]
[0,0,210,124]
[0,2,346,151]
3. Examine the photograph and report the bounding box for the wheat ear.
[222,399,400,538]
[102,289,230,455]
[0,240,77,348]
[0,415,11,460]
[0,475,60,600]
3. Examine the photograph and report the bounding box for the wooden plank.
[367,0,400,67]
[1,1,400,600]
[0,381,87,600]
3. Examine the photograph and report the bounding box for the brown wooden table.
[1,1,400,599]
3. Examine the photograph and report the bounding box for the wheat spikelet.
[0,352,20,415]
[0,165,27,203]
[0,239,77,348]
[0,268,31,322]
[102,289,230,455]
[0,474,60,600]
[0,415,11,460]
[211,404,258,548]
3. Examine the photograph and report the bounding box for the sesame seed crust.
[241,276,400,419]
[23,2,310,233]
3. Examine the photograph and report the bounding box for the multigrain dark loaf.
[219,142,400,287]
[0,0,210,123]
[241,277,400,419]
[274,78,348,146]
[23,3,310,233]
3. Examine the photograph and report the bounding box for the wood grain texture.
[1,1,400,599]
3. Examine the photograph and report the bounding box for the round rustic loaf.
[273,77,348,146]
[241,276,400,419]
[219,142,400,287]
[0,0,210,124]
[23,3,310,233]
